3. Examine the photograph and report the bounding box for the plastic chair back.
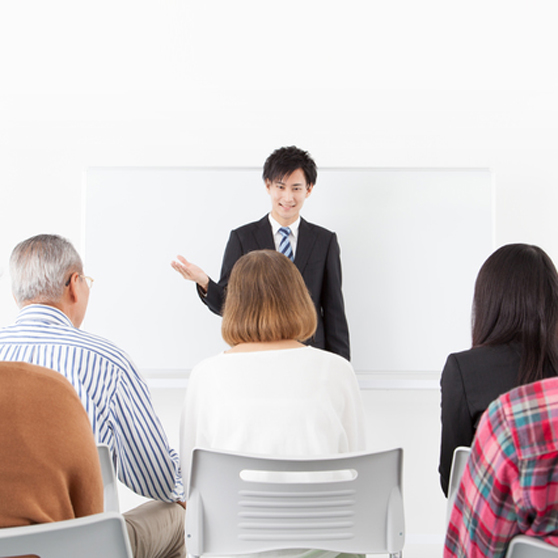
[97,444,120,512]
[505,535,558,558]
[185,447,405,557]
[0,511,132,558]
[446,446,471,525]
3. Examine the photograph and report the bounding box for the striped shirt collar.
[16,304,74,328]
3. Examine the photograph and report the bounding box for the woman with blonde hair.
[180,250,365,558]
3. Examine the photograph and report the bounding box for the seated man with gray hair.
[0,234,185,558]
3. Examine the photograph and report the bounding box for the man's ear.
[305,184,314,198]
[66,272,80,303]
[265,179,272,191]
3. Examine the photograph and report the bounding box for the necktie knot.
[279,227,291,238]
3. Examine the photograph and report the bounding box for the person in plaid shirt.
[445,376,558,557]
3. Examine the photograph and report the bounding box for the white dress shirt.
[268,213,300,257]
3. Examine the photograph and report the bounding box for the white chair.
[446,446,471,525]
[505,535,558,557]
[185,447,405,558]
[97,443,120,512]
[0,511,132,558]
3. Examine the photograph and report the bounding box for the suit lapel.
[294,218,317,275]
[251,215,275,250]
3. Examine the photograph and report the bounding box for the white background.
[2,2,558,555]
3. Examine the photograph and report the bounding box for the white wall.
[3,1,558,312]
[3,3,558,300]
[2,1,558,556]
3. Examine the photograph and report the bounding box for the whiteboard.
[83,167,493,373]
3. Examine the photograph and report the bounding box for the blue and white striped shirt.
[0,304,184,502]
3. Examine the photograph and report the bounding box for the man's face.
[266,168,313,226]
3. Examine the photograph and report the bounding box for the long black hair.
[472,243,558,384]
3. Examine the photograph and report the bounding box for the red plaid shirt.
[445,376,558,557]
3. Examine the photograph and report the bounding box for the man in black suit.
[172,146,350,360]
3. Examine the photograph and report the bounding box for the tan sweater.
[0,361,103,527]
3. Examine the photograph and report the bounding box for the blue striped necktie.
[278,227,294,261]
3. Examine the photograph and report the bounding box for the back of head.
[10,234,83,307]
[222,250,317,346]
[472,243,558,383]
[262,146,317,187]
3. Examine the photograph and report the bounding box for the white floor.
[118,380,447,558]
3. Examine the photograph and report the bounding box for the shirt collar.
[15,304,75,328]
[268,213,301,239]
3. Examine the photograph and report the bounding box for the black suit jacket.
[199,215,350,360]
[438,343,522,496]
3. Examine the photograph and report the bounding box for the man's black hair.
[262,146,317,187]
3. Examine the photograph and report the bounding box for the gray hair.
[10,234,83,307]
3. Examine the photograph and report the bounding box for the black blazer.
[199,215,350,360]
[438,343,522,496]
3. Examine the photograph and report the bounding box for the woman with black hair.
[439,243,558,496]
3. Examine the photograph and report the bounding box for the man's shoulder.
[231,215,269,235]
[76,328,137,368]
[300,218,336,239]
[0,312,139,381]
[27,323,137,374]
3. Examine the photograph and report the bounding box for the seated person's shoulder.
[74,327,138,371]
[447,343,521,370]
[508,376,558,408]
[0,361,73,392]
[0,362,88,420]
[305,346,354,371]
[498,377,558,459]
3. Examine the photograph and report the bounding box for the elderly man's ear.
[63,272,90,328]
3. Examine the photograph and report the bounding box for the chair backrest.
[97,444,120,512]
[505,535,558,558]
[185,447,405,558]
[0,511,132,558]
[446,446,471,525]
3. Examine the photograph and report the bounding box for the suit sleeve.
[321,233,351,361]
[439,353,475,496]
[199,230,244,316]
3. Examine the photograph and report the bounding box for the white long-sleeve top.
[180,346,366,558]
